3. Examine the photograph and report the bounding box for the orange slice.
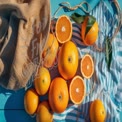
[80,54,94,79]
[69,75,86,104]
[55,15,72,43]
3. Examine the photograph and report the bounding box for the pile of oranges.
[24,15,106,122]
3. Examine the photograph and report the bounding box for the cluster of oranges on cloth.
[24,15,106,122]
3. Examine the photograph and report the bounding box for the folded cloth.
[0,0,50,90]
[51,1,122,121]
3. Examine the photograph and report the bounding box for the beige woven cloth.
[0,0,50,90]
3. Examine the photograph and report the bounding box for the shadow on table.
[64,101,91,122]
[65,101,118,122]
[3,88,36,122]
[0,86,14,95]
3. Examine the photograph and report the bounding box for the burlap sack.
[0,0,50,90]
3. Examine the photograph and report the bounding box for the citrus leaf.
[105,37,112,70]
[85,15,96,36]
[70,13,86,24]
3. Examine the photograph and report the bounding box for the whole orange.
[49,77,69,113]
[24,88,39,115]
[90,99,106,122]
[58,41,78,80]
[42,33,59,68]
[81,16,99,46]
[34,67,51,95]
[36,101,53,122]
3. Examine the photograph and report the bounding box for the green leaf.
[85,15,96,36]
[70,13,86,24]
[71,13,96,37]
[105,37,112,70]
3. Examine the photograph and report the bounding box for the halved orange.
[69,75,86,104]
[55,15,72,43]
[80,54,94,79]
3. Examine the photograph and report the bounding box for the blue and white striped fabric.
[53,1,122,122]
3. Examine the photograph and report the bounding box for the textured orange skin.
[34,67,51,95]
[81,17,99,46]
[36,101,53,122]
[49,77,69,113]
[90,99,106,122]
[58,41,79,80]
[24,88,39,115]
[42,33,59,68]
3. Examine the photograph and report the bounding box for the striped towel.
[52,1,122,122]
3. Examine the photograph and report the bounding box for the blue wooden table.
[0,0,122,122]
